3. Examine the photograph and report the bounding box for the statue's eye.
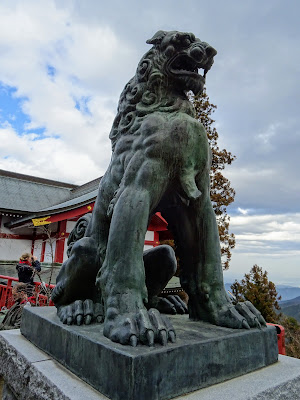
[182,37,191,47]
[171,34,179,44]
[171,34,192,48]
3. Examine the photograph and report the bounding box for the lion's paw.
[57,299,104,326]
[103,307,176,347]
[214,301,267,330]
[149,295,188,315]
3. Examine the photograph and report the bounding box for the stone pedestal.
[0,330,106,400]
[2,328,300,400]
[19,307,278,400]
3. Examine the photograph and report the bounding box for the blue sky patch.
[74,95,92,116]
[47,64,56,78]
[25,127,47,140]
[0,83,30,134]
[0,83,46,137]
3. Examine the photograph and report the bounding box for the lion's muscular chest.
[137,112,209,171]
[114,112,209,168]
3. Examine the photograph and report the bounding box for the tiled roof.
[7,188,99,229]
[34,177,101,213]
[70,177,100,199]
[0,169,79,213]
[39,189,98,213]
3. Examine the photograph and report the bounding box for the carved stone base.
[20,307,278,400]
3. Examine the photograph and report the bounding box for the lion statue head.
[109,30,217,149]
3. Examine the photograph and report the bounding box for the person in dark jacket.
[16,253,41,294]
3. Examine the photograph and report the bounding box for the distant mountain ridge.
[280,296,300,307]
[276,286,300,301]
[279,296,300,322]
[225,283,300,302]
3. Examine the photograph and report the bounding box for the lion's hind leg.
[161,193,266,330]
[187,196,266,329]
[51,236,104,325]
[144,245,188,315]
[52,237,99,306]
[52,174,117,326]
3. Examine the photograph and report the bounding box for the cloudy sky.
[0,0,299,285]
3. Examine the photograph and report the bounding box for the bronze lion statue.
[52,30,266,346]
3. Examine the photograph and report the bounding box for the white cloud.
[0,124,100,184]
[226,213,300,284]
[237,207,248,215]
[255,122,282,152]
[230,213,300,253]
[0,0,299,286]
[0,0,137,183]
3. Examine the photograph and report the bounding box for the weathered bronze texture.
[51,30,266,347]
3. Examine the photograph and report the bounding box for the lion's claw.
[244,301,267,327]
[56,299,103,326]
[146,330,155,346]
[242,320,250,329]
[204,299,267,330]
[130,335,138,347]
[235,302,258,328]
[254,317,261,330]
[158,330,167,345]
[148,295,188,315]
[168,330,176,343]
[167,295,188,314]
[235,301,266,329]
[104,307,175,347]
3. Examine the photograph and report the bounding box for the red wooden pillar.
[31,227,36,255]
[153,231,160,247]
[40,240,46,262]
[54,220,67,263]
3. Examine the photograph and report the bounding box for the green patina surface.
[51,31,267,347]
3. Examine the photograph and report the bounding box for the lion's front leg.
[97,160,176,346]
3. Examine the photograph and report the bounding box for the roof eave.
[6,196,97,229]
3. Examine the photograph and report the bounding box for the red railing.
[267,323,286,355]
[0,275,55,309]
[0,275,287,355]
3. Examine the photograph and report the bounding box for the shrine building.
[0,169,170,267]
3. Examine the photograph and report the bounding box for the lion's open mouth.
[168,54,208,80]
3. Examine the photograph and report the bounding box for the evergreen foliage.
[279,316,300,358]
[191,88,236,269]
[230,264,281,323]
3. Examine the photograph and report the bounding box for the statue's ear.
[146,30,166,46]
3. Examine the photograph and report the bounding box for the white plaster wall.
[33,239,43,260]
[66,221,76,233]
[63,238,69,262]
[43,240,56,263]
[145,231,154,241]
[143,245,154,251]
[0,238,32,260]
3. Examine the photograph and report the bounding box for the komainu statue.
[51,30,266,346]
